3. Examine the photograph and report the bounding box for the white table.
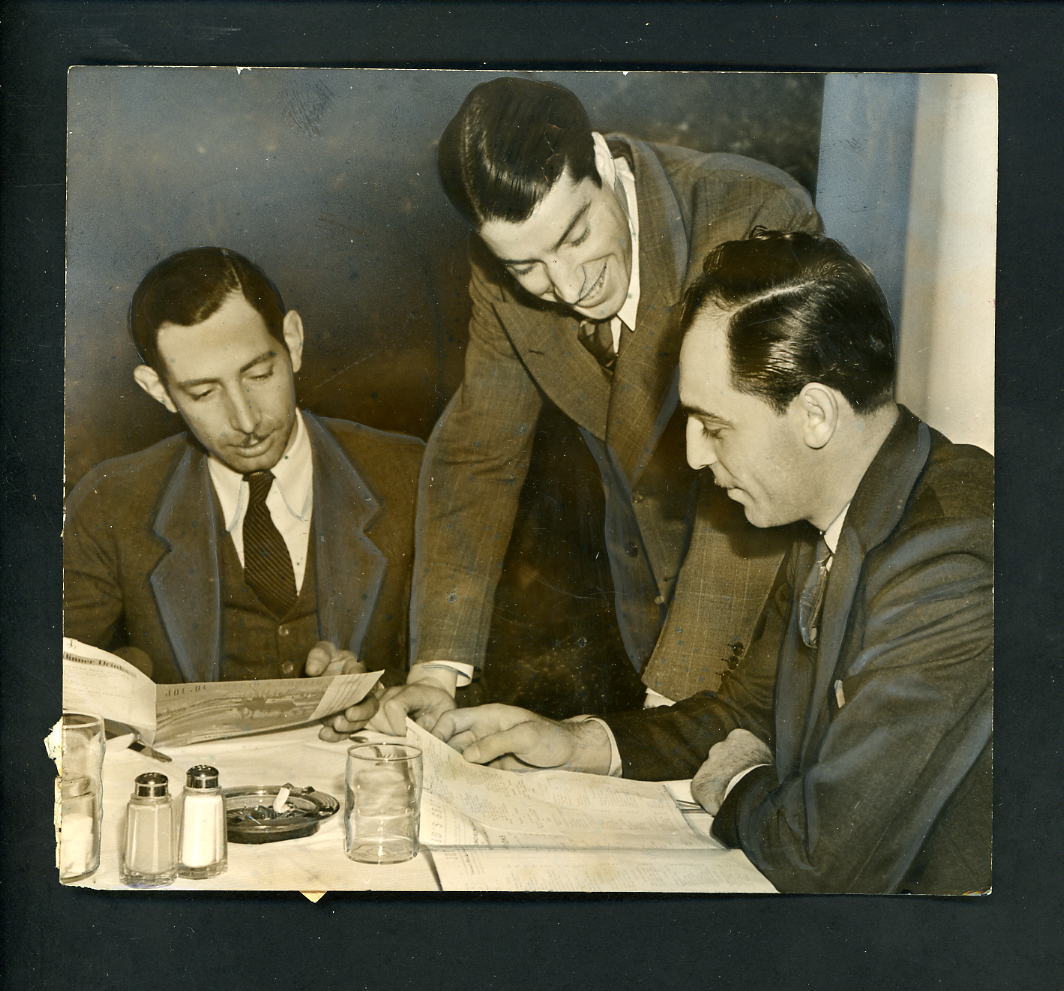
[69,724,774,895]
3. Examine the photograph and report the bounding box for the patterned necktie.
[798,537,833,649]
[578,317,619,374]
[242,470,297,617]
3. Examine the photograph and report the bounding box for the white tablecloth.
[79,724,438,892]
[66,723,773,894]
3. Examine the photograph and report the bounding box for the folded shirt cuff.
[723,763,769,801]
[566,716,623,777]
[410,660,474,689]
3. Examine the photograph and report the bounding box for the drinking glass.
[58,712,105,882]
[344,743,422,864]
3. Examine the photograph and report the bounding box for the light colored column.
[896,74,997,453]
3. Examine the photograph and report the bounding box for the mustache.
[234,431,271,448]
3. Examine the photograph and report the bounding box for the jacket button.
[624,541,639,557]
[280,661,295,676]
[278,625,290,637]
[632,493,644,504]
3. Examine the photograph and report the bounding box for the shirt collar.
[592,132,640,332]
[821,502,851,555]
[207,410,313,533]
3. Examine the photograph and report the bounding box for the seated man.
[65,247,423,731]
[408,230,993,895]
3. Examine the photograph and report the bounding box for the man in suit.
[403,77,821,710]
[64,248,422,734]
[428,230,993,894]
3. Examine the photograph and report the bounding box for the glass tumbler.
[344,743,423,864]
[58,712,105,882]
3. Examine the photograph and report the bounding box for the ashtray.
[223,784,340,844]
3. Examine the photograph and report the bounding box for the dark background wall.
[66,68,823,713]
[65,68,823,485]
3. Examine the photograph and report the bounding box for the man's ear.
[133,364,178,413]
[282,310,305,374]
[591,131,614,186]
[795,383,839,450]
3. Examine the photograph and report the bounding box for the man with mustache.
[423,230,993,894]
[64,247,422,731]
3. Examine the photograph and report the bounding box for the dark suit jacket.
[64,412,423,686]
[412,136,819,696]
[605,408,993,894]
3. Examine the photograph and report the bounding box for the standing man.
[64,247,422,731]
[407,77,821,705]
[432,231,993,894]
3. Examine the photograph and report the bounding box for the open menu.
[62,638,382,748]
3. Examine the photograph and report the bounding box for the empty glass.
[344,743,422,864]
[58,713,105,882]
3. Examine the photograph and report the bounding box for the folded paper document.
[410,719,707,849]
[405,722,776,892]
[62,638,382,748]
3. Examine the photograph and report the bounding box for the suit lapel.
[772,538,817,777]
[150,444,223,682]
[503,299,610,440]
[797,409,932,759]
[606,137,690,484]
[303,413,388,658]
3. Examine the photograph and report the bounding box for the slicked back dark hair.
[681,229,896,415]
[437,77,600,228]
[129,246,287,372]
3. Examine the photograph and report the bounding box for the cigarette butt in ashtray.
[272,784,292,814]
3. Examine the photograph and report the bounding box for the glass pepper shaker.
[178,764,228,879]
[120,771,177,887]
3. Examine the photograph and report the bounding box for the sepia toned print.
[62,68,994,894]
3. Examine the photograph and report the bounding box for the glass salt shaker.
[120,771,177,888]
[178,764,228,879]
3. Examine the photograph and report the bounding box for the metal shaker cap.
[185,764,220,789]
[134,771,170,798]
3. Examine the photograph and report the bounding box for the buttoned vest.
[217,515,320,681]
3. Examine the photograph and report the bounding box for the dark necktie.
[579,317,619,374]
[242,470,297,617]
[798,537,833,649]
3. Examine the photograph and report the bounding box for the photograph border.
[3,2,1060,988]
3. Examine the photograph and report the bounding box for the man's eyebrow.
[682,404,732,426]
[498,201,591,266]
[175,350,276,388]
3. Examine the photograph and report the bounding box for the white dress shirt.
[591,131,641,349]
[206,411,314,592]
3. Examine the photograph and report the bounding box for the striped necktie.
[798,537,833,649]
[578,318,619,374]
[242,470,297,617]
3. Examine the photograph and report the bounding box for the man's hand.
[691,728,773,815]
[361,660,464,736]
[304,640,363,677]
[406,661,459,697]
[433,704,612,774]
[366,683,457,737]
[304,640,379,742]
